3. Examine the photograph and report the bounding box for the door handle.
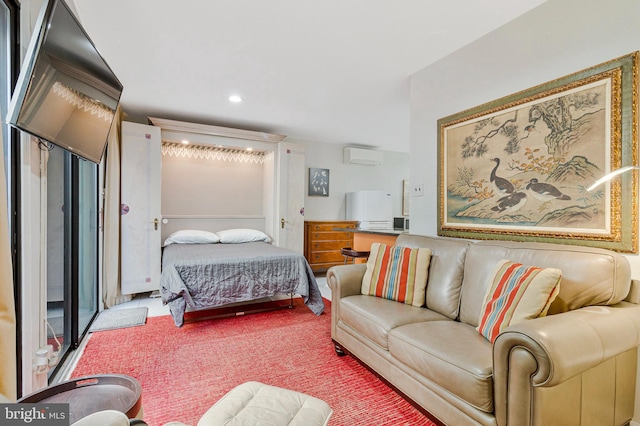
[281,218,288,229]
[153,218,159,230]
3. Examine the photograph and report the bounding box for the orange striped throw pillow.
[361,243,432,307]
[477,259,561,343]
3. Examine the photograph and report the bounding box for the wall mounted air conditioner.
[343,147,383,166]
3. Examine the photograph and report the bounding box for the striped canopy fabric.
[477,259,561,343]
[361,243,431,307]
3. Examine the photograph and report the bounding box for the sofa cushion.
[339,295,449,350]
[477,259,561,342]
[459,240,631,326]
[389,321,494,413]
[395,235,470,319]
[361,243,431,307]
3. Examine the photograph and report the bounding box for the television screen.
[6,0,122,164]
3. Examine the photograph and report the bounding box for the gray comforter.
[160,242,325,326]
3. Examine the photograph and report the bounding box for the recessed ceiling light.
[246,147,253,152]
[229,95,243,103]
[181,140,189,145]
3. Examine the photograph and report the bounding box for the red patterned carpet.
[72,299,437,426]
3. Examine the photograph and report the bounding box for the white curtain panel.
[0,107,16,400]
[103,107,132,308]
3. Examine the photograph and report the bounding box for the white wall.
[161,152,264,216]
[159,135,412,225]
[297,138,410,221]
[410,0,639,239]
[409,0,640,421]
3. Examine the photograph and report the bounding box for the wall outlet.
[412,183,424,197]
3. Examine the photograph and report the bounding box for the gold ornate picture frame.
[437,52,639,253]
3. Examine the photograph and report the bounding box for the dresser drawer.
[308,240,347,251]
[309,231,353,241]
[309,251,346,264]
[308,223,356,232]
[309,262,343,273]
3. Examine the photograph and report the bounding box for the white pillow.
[163,229,220,246]
[216,228,272,244]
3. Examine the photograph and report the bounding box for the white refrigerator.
[346,191,393,230]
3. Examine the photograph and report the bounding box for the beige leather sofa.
[327,234,640,426]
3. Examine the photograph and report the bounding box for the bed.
[160,229,325,327]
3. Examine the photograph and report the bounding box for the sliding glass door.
[46,147,65,361]
[46,146,98,378]
[77,156,98,335]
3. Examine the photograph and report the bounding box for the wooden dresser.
[304,221,358,273]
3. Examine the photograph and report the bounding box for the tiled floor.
[109,276,331,318]
[316,276,330,297]
[109,291,169,317]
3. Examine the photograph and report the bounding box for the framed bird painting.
[437,52,639,253]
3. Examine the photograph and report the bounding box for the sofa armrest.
[326,264,366,299]
[326,264,366,341]
[493,302,640,425]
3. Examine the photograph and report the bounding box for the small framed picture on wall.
[309,168,329,196]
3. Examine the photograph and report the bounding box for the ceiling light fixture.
[181,140,189,145]
[229,95,243,103]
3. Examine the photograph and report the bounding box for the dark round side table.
[17,374,143,424]
[340,247,370,264]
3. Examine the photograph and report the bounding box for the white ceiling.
[71,0,546,153]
